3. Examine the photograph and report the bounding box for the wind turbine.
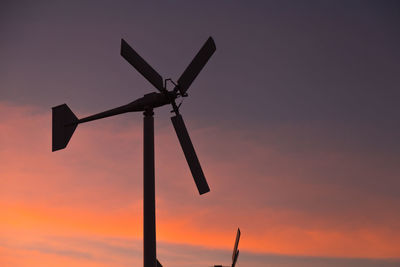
[213,228,241,267]
[52,37,216,267]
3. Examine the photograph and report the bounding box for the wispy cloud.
[1,232,399,267]
[1,101,400,266]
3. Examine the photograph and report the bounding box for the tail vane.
[52,104,78,151]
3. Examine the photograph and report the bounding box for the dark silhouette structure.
[213,228,241,267]
[52,37,216,267]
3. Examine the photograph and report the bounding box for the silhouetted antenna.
[212,228,241,267]
[52,37,216,267]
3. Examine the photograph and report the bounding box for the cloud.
[1,101,400,265]
[1,233,399,267]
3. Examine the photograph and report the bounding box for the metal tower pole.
[143,107,156,267]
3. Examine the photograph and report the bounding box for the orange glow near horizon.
[2,200,400,260]
[1,101,400,266]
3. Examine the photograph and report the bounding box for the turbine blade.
[232,228,241,266]
[121,38,164,92]
[232,250,239,267]
[52,104,78,151]
[157,259,163,267]
[171,114,210,195]
[176,37,216,94]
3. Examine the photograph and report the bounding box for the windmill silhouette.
[52,37,216,267]
[212,228,241,267]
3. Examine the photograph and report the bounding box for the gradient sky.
[1,1,400,266]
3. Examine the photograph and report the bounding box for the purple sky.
[1,1,400,266]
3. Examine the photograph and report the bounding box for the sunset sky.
[1,1,400,266]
